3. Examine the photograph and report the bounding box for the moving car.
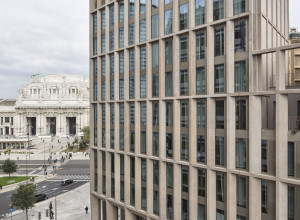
[60,179,73,186]
[35,194,48,203]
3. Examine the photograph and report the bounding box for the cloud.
[0,0,89,99]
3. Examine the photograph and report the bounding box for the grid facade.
[89,1,300,220]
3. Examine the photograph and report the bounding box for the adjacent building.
[0,74,90,138]
[89,1,300,220]
[289,28,300,86]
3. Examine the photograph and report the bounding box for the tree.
[2,159,17,178]
[79,126,90,150]
[11,183,36,220]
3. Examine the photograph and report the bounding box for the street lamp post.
[44,144,46,175]
[25,154,28,178]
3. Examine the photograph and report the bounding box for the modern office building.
[90,0,300,220]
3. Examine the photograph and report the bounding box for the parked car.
[35,194,48,203]
[60,179,73,186]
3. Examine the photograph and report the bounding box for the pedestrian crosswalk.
[50,175,90,180]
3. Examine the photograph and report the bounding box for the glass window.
[152,43,159,68]
[120,103,124,124]
[130,183,135,206]
[110,80,114,100]
[181,166,189,192]
[261,140,268,172]
[180,70,189,95]
[130,103,135,125]
[101,82,106,100]
[141,102,147,126]
[195,0,205,26]
[235,61,247,92]
[216,100,225,129]
[110,104,115,124]
[196,67,206,94]
[152,15,159,39]
[140,0,146,14]
[129,0,135,19]
[111,129,115,148]
[102,152,106,170]
[110,31,114,51]
[216,209,225,220]
[288,185,295,220]
[288,142,295,177]
[180,101,189,127]
[101,34,106,53]
[120,180,124,201]
[152,0,159,9]
[119,28,124,48]
[109,6,114,26]
[261,180,268,214]
[102,175,106,194]
[94,83,98,101]
[165,0,172,4]
[102,128,106,147]
[197,100,206,128]
[130,130,135,151]
[165,39,173,65]
[140,131,146,154]
[198,169,206,197]
[166,133,173,158]
[215,27,224,56]
[141,159,147,181]
[213,0,224,21]
[152,73,159,97]
[182,199,188,220]
[236,176,247,208]
[153,190,159,214]
[93,14,97,33]
[141,187,147,210]
[93,37,97,55]
[153,160,159,185]
[140,75,146,98]
[214,64,225,93]
[119,52,124,73]
[140,47,147,70]
[129,49,135,72]
[166,102,173,127]
[110,55,115,75]
[235,21,246,52]
[119,2,124,23]
[139,19,146,42]
[197,135,206,163]
[198,204,205,220]
[119,79,124,99]
[153,102,159,126]
[179,4,188,30]
[165,72,173,96]
[181,134,189,160]
[216,172,225,202]
[120,129,124,150]
[236,138,247,169]
[233,0,246,15]
[101,10,105,30]
[215,137,225,166]
[196,32,206,59]
[102,105,106,124]
[236,99,246,130]
[166,163,173,189]
[101,57,106,76]
[130,156,135,178]
[128,23,135,45]
[153,132,159,156]
[180,36,188,62]
[165,9,173,35]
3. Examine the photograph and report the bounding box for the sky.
[0,0,299,99]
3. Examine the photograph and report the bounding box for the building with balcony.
[289,28,300,86]
[89,1,300,220]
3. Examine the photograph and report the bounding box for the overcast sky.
[0,0,299,99]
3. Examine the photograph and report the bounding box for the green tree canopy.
[2,159,17,178]
[79,126,90,150]
[11,183,36,220]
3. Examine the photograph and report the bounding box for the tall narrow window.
[166,133,173,158]
[215,100,224,129]
[129,0,135,18]
[233,0,246,15]
[196,32,206,60]
[109,6,114,26]
[181,134,189,160]
[288,185,295,220]
[140,0,146,14]
[140,47,147,70]
[101,34,106,53]
[180,36,188,63]
[215,137,225,166]
[179,4,188,30]
[197,100,206,128]
[101,10,105,30]
[140,75,146,98]
[166,163,173,189]
[195,0,205,26]
[110,55,115,75]
[119,79,124,99]
[128,23,135,45]
[152,0,159,9]
[216,172,225,202]
[197,135,206,163]
[140,131,146,154]
[234,61,247,92]
[196,67,206,94]
[236,176,247,208]
[213,0,224,21]
[119,28,124,48]
[110,80,114,100]
[152,14,159,39]
[152,43,159,68]
[236,138,247,169]
[165,39,173,65]
[235,21,246,52]
[129,77,134,97]
[236,99,246,130]
[261,140,268,172]
[152,73,159,97]
[101,82,106,101]
[93,14,97,33]
[119,52,124,73]
[181,166,189,193]
[215,27,224,56]
[110,31,114,51]
[93,37,97,55]
[166,102,173,127]
[140,102,147,126]
[180,101,189,127]
[153,102,159,126]
[214,64,225,93]
[139,19,146,42]
[129,49,135,72]
[261,180,268,214]
[165,72,173,96]
[180,70,189,95]
[198,169,206,197]
[165,9,173,35]
[101,57,106,76]
[153,132,159,156]
[119,2,124,23]
[288,142,295,177]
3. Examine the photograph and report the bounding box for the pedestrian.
[0,184,2,190]
[52,145,53,149]
[85,206,88,214]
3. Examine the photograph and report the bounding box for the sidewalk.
[3,182,91,220]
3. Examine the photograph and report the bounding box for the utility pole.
[25,154,28,178]
[44,144,46,175]
[27,123,30,160]
[55,196,57,220]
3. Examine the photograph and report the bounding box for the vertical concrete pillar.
[159,100,166,158]
[90,195,100,220]
[106,202,118,220]
[249,177,261,220]
[206,169,216,220]
[226,97,235,170]
[189,166,197,219]
[276,181,287,220]
[207,98,215,166]
[189,99,197,164]
[206,26,215,96]
[136,157,141,210]
[173,99,180,161]
[173,163,181,220]
[159,161,167,219]
[146,101,152,156]
[226,173,236,220]
[147,158,154,214]
[226,20,234,94]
